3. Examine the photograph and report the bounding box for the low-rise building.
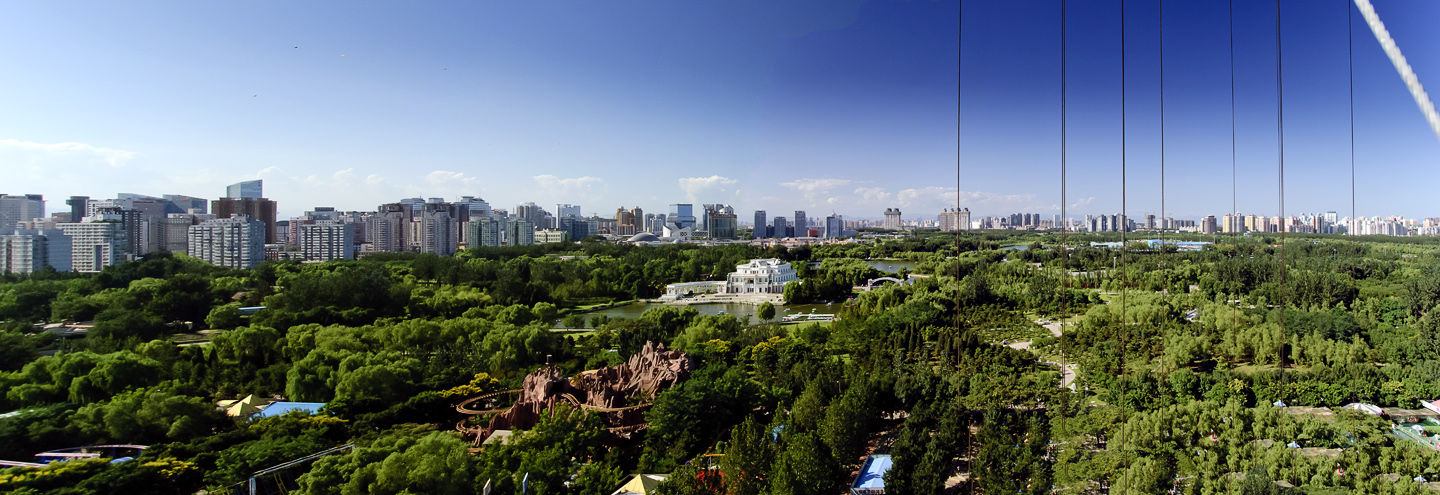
[726,258,797,294]
[536,229,571,244]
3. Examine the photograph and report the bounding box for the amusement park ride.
[453,341,695,447]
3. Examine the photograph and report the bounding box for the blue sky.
[2,0,1436,221]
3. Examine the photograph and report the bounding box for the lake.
[582,301,838,327]
[865,259,917,274]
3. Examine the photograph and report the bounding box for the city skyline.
[4,1,1439,219]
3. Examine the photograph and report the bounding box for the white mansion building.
[662,258,798,299]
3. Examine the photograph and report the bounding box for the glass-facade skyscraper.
[668,204,695,229]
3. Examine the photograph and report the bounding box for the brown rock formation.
[471,341,693,445]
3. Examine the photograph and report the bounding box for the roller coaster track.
[557,393,653,413]
[455,389,522,414]
[609,423,651,434]
[453,390,653,439]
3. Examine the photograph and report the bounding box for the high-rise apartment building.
[213,197,278,244]
[299,221,356,261]
[753,210,767,239]
[226,180,263,199]
[793,211,807,236]
[60,219,125,273]
[883,208,902,230]
[507,218,535,246]
[0,194,45,233]
[467,216,505,248]
[189,216,266,269]
[615,207,641,236]
[514,202,549,230]
[1203,215,1218,235]
[11,222,71,272]
[1,235,48,274]
[369,203,411,252]
[939,207,970,231]
[418,203,458,255]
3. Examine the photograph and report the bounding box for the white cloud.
[853,187,893,204]
[533,174,604,198]
[779,178,853,205]
[427,170,481,188]
[1068,196,1096,209]
[678,175,737,202]
[0,138,137,167]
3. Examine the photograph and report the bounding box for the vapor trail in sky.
[1352,0,1440,144]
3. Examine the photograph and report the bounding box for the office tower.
[883,208,902,230]
[397,197,426,216]
[161,194,208,214]
[507,218,535,246]
[556,204,582,220]
[793,211,807,236]
[668,204,695,230]
[299,221,356,261]
[707,212,738,240]
[0,194,45,233]
[188,216,266,269]
[773,216,789,238]
[646,213,666,235]
[753,210,767,239]
[456,196,492,221]
[158,214,196,254]
[66,196,89,224]
[825,214,843,238]
[226,180,263,199]
[59,219,125,273]
[213,196,278,244]
[555,213,591,240]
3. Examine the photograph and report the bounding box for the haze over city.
[4,0,1438,220]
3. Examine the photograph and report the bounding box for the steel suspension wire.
[1348,0,1356,233]
[1159,0,1165,250]
[955,3,970,491]
[1119,0,1130,491]
[1060,0,1069,394]
[1230,0,1238,245]
[1276,0,1288,368]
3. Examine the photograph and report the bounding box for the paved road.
[1004,320,1077,391]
